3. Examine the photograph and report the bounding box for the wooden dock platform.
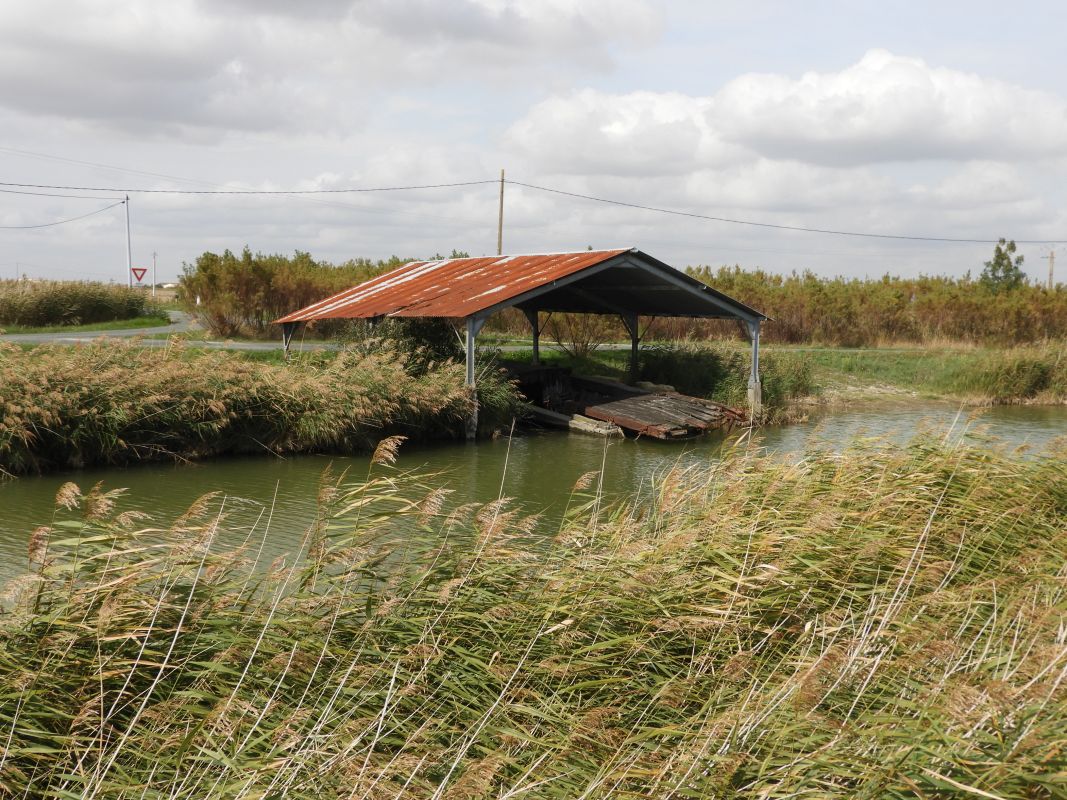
[572,376,745,439]
[507,364,746,440]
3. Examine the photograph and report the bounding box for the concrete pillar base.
[747,380,763,425]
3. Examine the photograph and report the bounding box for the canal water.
[1,402,1063,585]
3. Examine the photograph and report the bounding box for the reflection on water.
[1,402,1063,584]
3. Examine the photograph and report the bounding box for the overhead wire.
[0,200,126,229]
[507,179,1063,245]
[0,154,1060,243]
[0,187,122,200]
[0,179,498,195]
[0,147,501,225]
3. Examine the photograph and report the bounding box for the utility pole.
[152,251,157,298]
[496,168,504,256]
[1042,249,1056,290]
[124,195,132,288]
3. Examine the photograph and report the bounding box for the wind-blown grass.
[0,340,522,475]
[1,434,1064,797]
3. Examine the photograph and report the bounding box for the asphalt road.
[0,312,620,354]
[0,311,304,351]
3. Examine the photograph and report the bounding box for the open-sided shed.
[275,248,768,434]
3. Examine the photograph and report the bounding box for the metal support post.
[746,320,762,423]
[465,316,486,439]
[523,309,540,365]
[497,169,505,256]
[621,313,640,382]
[281,322,298,361]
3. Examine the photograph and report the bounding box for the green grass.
[0,314,171,334]
[803,343,1067,403]
[140,328,278,343]
[1,434,1064,797]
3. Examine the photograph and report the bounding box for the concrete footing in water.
[526,406,624,437]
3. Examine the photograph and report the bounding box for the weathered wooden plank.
[512,366,746,439]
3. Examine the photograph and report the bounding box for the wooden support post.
[622,312,639,383]
[523,309,540,365]
[465,316,486,439]
[281,322,298,361]
[746,320,762,423]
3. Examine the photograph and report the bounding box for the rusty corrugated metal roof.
[275,248,766,323]
[276,249,631,322]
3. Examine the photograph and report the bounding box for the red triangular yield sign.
[132,268,147,282]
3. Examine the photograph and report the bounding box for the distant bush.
[0,280,164,328]
[680,266,1067,346]
[180,248,470,339]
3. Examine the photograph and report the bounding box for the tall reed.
[0,280,165,328]
[0,341,522,475]
[1,434,1063,797]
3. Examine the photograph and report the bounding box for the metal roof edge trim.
[273,247,769,324]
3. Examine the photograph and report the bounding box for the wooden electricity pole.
[1043,249,1056,290]
[496,169,504,256]
[124,195,132,288]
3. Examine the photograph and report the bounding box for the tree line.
[180,245,1066,346]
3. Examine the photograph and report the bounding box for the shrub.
[179,248,410,338]
[683,265,1067,346]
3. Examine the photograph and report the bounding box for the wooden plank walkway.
[573,377,746,439]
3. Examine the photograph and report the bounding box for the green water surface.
[1,403,1063,585]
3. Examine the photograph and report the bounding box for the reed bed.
[0,280,165,328]
[811,342,1067,405]
[0,340,521,475]
[1,434,1064,797]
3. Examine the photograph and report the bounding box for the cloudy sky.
[1,0,1065,284]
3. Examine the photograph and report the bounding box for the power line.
[0,145,229,187]
[0,179,498,195]
[508,179,1064,245]
[0,200,125,229]
[0,187,122,200]
[0,146,495,225]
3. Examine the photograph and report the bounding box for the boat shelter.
[275,248,768,435]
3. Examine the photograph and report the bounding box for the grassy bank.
[0,280,166,328]
[806,342,1067,405]
[0,315,173,334]
[0,341,522,476]
[1,436,1064,797]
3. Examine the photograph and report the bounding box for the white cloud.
[506,89,741,176]
[711,50,1067,165]
[0,0,661,138]
[508,50,1067,179]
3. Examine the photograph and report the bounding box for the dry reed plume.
[0,433,1064,797]
[0,340,520,475]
